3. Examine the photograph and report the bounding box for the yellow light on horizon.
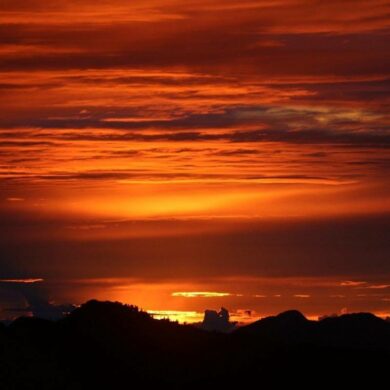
[172,291,232,298]
[148,310,203,323]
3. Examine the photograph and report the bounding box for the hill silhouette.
[0,300,389,388]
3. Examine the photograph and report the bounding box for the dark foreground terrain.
[1,300,389,389]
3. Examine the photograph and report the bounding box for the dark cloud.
[210,149,261,157]
[2,101,389,148]
[302,152,329,158]
[1,215,389,280]
[1,5,389,75]
[0,141,58,147]
[0,279,76,320]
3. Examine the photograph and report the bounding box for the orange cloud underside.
[1,67,389,219]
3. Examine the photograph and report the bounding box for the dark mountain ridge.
[234,309,390,350]
[0,300,389,388]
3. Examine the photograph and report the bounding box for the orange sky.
[0,0,390,322]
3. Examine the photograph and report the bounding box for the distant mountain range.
[1,300,389,388]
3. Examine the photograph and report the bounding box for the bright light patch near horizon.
[148,310,203,323]
[172,291,232,298]
[148,309,262,324]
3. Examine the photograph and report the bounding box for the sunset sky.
[1,0,390,323]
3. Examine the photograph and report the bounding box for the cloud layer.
[1,0,389,319]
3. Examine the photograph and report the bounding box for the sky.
[1,0,390,323]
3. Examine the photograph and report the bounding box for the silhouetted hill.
[234,309,390,350]
[234,309,311,343]
[317,312,390,350]
[57,300,220,388]
[0,300,389,389]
